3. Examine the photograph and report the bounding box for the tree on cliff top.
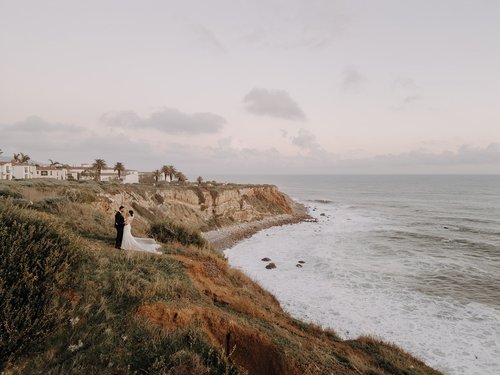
[175,171,187,183]
[92,159,107,181]
[12,153,30,163]
[114,162,125,179]
[166,165,177,182]
[152,169,161,182]
[160,165,170,182]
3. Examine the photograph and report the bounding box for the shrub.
[191,187,206,205]
[152,193,164,204]
[0,202,79,368]
[0,189,23,199]
[32,196,70,212]
[63,188,96,203]
[149,221,208,248]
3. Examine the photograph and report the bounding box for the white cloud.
[101,108,226,134]
[393,78,419,91]
[236,0,348,50]
[192,24,227,54]
[292,128,320,152]
[2,116,499,174]
[340,67,367,93]
[3,116,86,133]
[243,88,306,121]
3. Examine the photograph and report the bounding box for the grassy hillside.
[0,181,442,375]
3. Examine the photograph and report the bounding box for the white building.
[99,168,139,183]
[11,163,35,179]
[67,165,93,181]
[35,166,68,180]
[123,170,139,184]
[0,162,13,180]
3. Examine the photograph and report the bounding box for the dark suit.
[114,211,125,249]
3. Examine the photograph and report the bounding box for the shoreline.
[203,199,310,251]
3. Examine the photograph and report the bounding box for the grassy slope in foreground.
[0,181,442,375]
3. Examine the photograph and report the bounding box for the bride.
[121,210,162,254]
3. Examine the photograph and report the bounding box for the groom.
[114,206,125,249]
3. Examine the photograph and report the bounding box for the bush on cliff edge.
[149,220,208,248]
[0,201,79,368]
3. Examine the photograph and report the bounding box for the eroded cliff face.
[95,184,296,231]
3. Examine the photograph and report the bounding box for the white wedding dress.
[121,217,162,254]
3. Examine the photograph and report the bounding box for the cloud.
[393,78,419,91]
[340,67,367,93]
[101,108,226,134]
[0,116,162,168]
[391,77,424,109]
[192,24,227,54]
[243,88,306,121]
[2,116,499,174]
[335,143,500,173]
[292,128,321,152]
[236,0,348,50]
[2,116,86,133]
[403,94,423,104]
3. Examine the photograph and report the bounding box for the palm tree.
[92,159,107,181]
[114,162,125,179]
[160,165,169,182]
[152,169,161,182]
[167,165,177,182]
[19,153,30,163]
[12,153,30,163]
[175,171,187,183]
[49,159,61,167]
[196,176,203,185]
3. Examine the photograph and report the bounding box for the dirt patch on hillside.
[137,302,294,375]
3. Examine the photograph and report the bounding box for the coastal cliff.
[0,180,441,375]
[97,183,302,232]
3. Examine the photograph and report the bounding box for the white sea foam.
[225,201,500,375]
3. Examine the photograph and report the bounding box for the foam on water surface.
[225,200,500,375]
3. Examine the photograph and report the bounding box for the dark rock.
[296,264,303,268]
[298,260,305,264]
[265,262,276,269]
[261,257,271,262]
[443,226,449,229]
[305,218,318,223]
[320,213,326,216]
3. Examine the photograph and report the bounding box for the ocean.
[215,175,499,375]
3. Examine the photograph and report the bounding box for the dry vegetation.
[0,180,442,375]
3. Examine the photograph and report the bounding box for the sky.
[1,0,499,174]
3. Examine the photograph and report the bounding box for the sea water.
[218,175,500,375]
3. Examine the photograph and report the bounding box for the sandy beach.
[203,200,310,251]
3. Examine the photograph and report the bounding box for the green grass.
[0,202,80,370]
[0,182,442,375]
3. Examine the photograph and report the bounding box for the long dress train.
[121,222,161,254]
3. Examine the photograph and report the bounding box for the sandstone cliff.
[94,183,301,233]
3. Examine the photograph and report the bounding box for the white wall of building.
[11,164,35,179]
[35,167,68,180]
[0,162,13,180]
[123,170,139,184]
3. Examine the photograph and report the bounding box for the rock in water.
[261,257,271,262]
[296,264,303,268]
[298,260,305,264]
[265,262,276,269]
